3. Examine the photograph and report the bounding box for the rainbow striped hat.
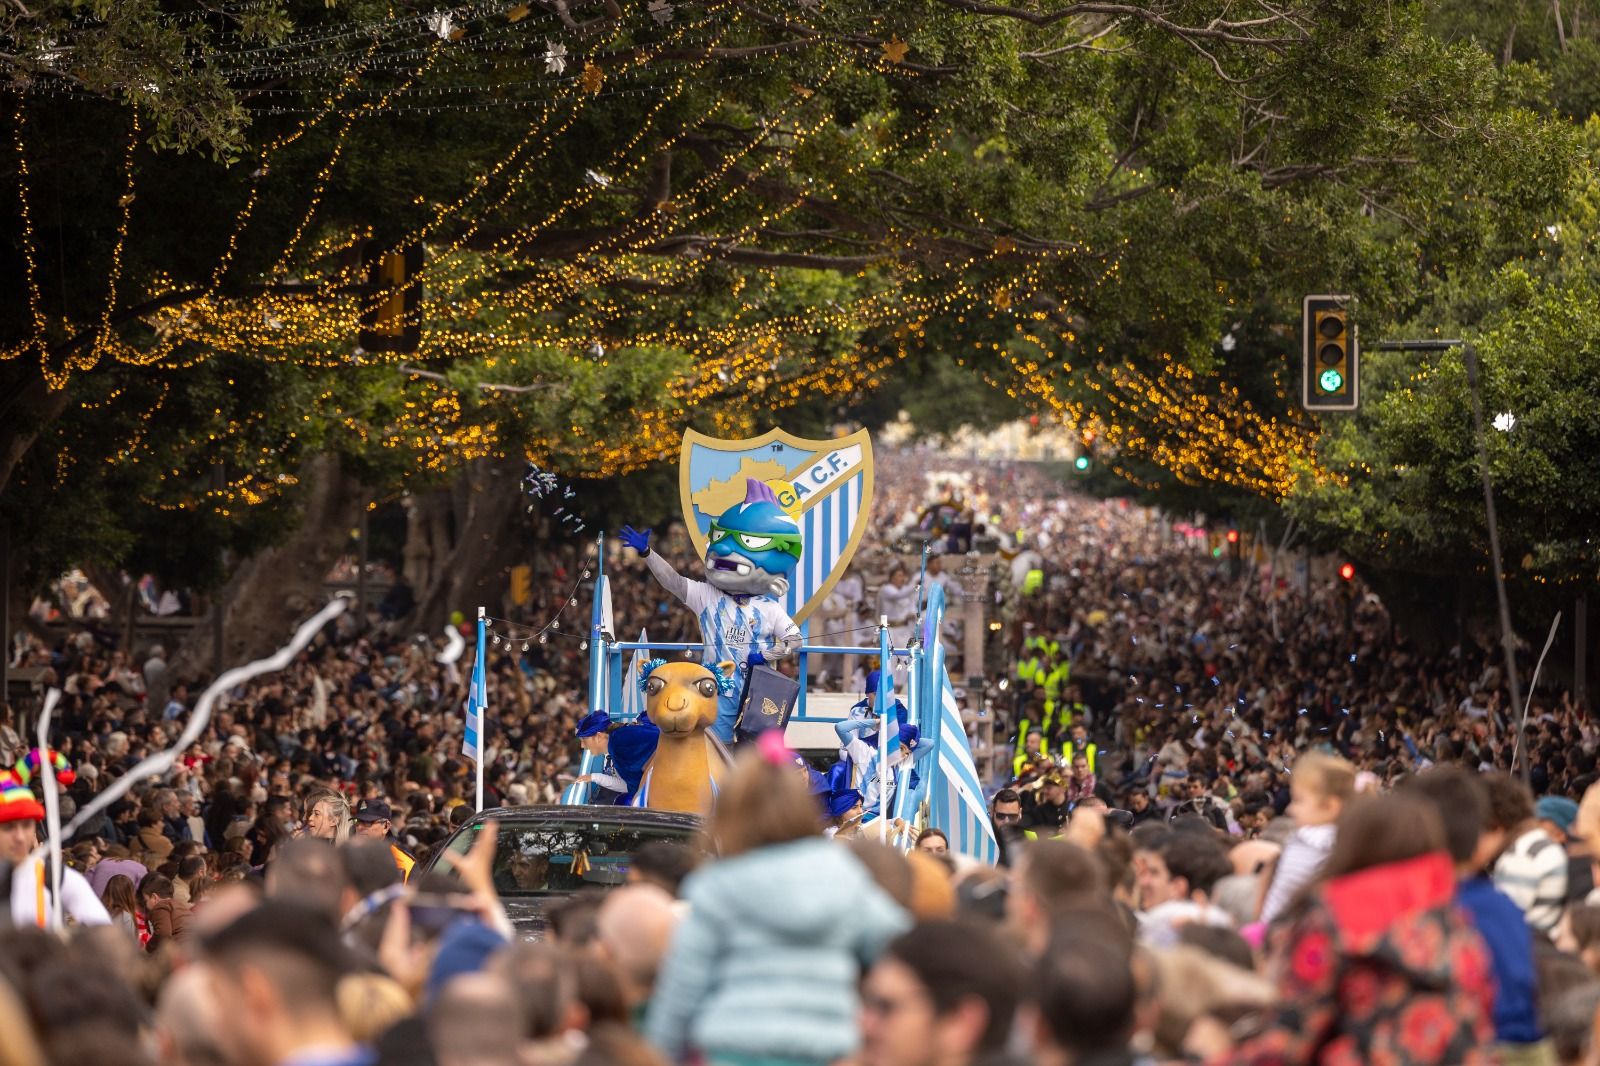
[13,748,74,788]
[0,769,44,824]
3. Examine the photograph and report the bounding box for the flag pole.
[897,653,920,848]
[878,614,891,843]
[475,606,486,813]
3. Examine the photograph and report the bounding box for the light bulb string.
[478,542,599,648]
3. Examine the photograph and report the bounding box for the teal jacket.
[643,837,910,1063]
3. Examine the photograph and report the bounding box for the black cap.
[354,799,393,823]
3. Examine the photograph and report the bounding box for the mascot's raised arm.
[620,478,802,743]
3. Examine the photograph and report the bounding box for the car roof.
[464,804,703,830]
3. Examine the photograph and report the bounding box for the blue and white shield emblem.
[679,427,875,623]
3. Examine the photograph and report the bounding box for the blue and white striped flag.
[877,661,901,763]
[464,615,486,762]
[619,630,648,722]
[928,642,998,864]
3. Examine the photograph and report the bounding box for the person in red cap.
[0,768,110,929]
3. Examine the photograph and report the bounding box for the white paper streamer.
[35,689,63,929]
[55,595,351,843]
[1513,612,1563,774]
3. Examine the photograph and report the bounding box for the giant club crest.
[679,427,874,624]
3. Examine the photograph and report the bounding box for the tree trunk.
[401,495,435,592]
[428,489,454,583]
[0,367,73,495]
[409,457,526,631]
[171,453,361,678]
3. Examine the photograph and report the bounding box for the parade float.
[558,427,999,864]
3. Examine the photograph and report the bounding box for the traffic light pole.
[1377,338,1527,781]
[1464,344,1528,783]
[1371,340,1463,352]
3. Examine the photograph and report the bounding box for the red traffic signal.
[1338,563,1356,581]
[1225,529,1240,544]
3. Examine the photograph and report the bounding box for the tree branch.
[397,364,561,394]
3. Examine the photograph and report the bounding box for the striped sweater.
[1493,826,1568,935]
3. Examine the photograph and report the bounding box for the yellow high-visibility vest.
[1062,741,1098,774]
[391,843,416,881]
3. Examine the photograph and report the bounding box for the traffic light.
[1225,529,1239,545]
[510,564,532,607]
[1073,455,1090,472]
[1339,562,1356,581]
[1302,295,1358,411]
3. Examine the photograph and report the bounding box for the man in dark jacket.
[352,799,414,881]
[1023,776,1071,837]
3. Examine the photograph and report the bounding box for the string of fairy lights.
[14,1,902,360]
[1,0,1329,519]
[483,543,596,652]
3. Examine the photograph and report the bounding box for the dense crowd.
[2,444,1597,1066]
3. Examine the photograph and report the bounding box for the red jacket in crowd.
[1212,851,1495,1066]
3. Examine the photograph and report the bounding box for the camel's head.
[640,659,734,736]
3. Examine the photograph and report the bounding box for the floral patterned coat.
[1209,851,1496,1066]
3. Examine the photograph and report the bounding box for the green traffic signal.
[1073,455,1090,471]
[1302,296,1357,410]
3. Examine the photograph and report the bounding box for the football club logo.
[679,427,875,623]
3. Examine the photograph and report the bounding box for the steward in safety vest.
[1040,658,1071,711]
[354,799,416,881]
[1012,729,1047,780]
[1059,724,1097,775]
[1014,678,1058,766]
[1015,634,1059,680]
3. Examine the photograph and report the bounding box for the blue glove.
[619,525,652,555]
[746,648,767,667]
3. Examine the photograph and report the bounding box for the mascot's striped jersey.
[640,480,803,742]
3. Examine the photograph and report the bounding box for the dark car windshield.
[444,817,700,896]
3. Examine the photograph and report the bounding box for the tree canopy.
[0,0,1590,620]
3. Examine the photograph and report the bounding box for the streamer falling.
[34,689,63,930]
[522,462,589,534]
[55,595,351,842]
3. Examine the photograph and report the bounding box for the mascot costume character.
[832,699,932,826]
[621,479,803,743]
[630,659,733,813]
[573,710,659,806]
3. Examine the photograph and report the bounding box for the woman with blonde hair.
[645,738,908,1066]
[304,790,353,844]
[336,973,414,1042]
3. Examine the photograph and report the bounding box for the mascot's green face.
[704,479,801,597]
